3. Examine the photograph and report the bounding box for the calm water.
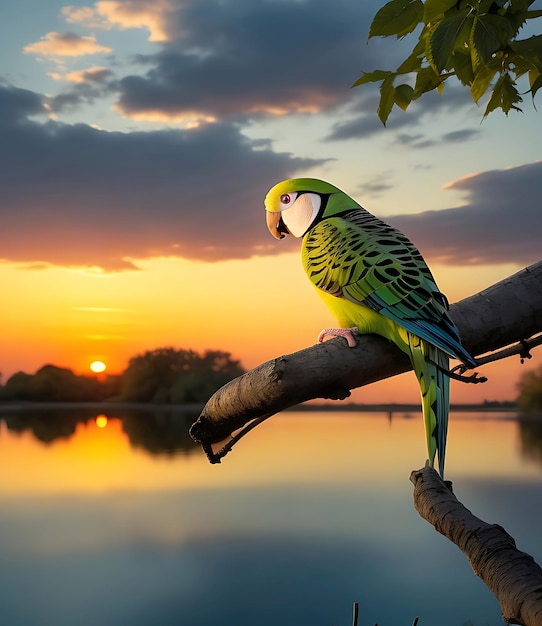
[1,406,541,626]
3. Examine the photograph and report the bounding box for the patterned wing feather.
[302,209,475,366]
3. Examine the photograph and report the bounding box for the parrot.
[264,177,477,477]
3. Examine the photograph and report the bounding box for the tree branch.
[411,466,542,626]
[190,260,542,462]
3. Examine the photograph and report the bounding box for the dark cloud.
[394,132,436,149]
[356,173,394,198]
[394,127,481,149]
[49,69,116,113]
[0,83,46,124]
[325,107,414,141]
[386,161,542,266]
[326,86,478,142]
[2,84,537,271]
[0,85,321,271]
[114,0,395,122]
[441,128,480,143]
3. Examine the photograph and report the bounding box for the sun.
[95,414,109,428]
[89,360,107,373]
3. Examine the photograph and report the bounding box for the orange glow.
[0,411,536,497]
[95,414,108,428]
[0,256,532,403]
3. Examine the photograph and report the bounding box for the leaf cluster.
[354,0,542,123]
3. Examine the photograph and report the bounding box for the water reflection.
[0,406,202,455]
[2,406,542,468]
[0,408,541,625]
[518,417,542,463]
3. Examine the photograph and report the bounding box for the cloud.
[0,83,46,122]
[2,83,536,272]
[356,173,394,198]
[61,5,114,31]
[0,84,321,271]
[64,66,114,84]
[441,129,480,143]
[387,162,542,266]
[110,0,393,123]
[326,86,478,142]
[46,67,116,113]
[23,32,112,58]
[62,0,170,42]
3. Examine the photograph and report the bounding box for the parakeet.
[264,178,476,477]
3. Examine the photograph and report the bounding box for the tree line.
[1,346,541,410]
[0,347,245,404]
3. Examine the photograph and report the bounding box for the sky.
[0,0,541,403]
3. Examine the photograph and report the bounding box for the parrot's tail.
[408,333,450,477]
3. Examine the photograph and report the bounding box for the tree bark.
[411,466,542,626]
[190,260,542,459]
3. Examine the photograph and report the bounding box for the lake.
[0,406,541,626]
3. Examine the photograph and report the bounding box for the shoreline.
[0,400,522,414]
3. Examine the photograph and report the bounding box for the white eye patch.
[280,193,321,238]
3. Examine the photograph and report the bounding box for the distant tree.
[517,364,542,411]
[355,0,542,123]
[118,347,245,404]
[28,365,98,401]
[0,371,35,400]
[0,365,120,402]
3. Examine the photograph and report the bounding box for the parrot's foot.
[318,326,359,348]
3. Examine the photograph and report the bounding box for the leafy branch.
[354,0,542,123]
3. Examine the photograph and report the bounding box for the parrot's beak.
[266,210,289,239]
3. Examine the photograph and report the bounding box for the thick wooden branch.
[190,260,542,459]
[411,467,542,626]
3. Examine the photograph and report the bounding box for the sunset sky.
[1,0,541,403]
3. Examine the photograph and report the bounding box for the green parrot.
[264,178,476,477]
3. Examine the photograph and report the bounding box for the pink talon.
[318,326,359,348]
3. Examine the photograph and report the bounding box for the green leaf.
[413,65,444,98]
[478,0,498,14]
[429,13,471,72]
[396,39,425,73]
[472,14,514,65]
[394,83,415,109]
[452,14,475,54]
[483,72,523,117]
[507,50,537,78]
[505,0,538,32]
[510,35,542,70]
[452,51,475,84]
[529,70,542,101]
[423,0,457,24]
[378,76,396,124]
[470,63,498,102]
[352,70,393,88]
[369,0,424,39]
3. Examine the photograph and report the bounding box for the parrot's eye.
[280,192,297,206]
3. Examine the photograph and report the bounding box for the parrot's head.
[264,178,360,240]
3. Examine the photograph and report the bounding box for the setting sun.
[90,360,107,373]
[95,414,109,428]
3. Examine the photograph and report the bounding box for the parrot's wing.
[302,210,475,366]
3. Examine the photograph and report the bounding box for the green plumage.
[264,178,476,476]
